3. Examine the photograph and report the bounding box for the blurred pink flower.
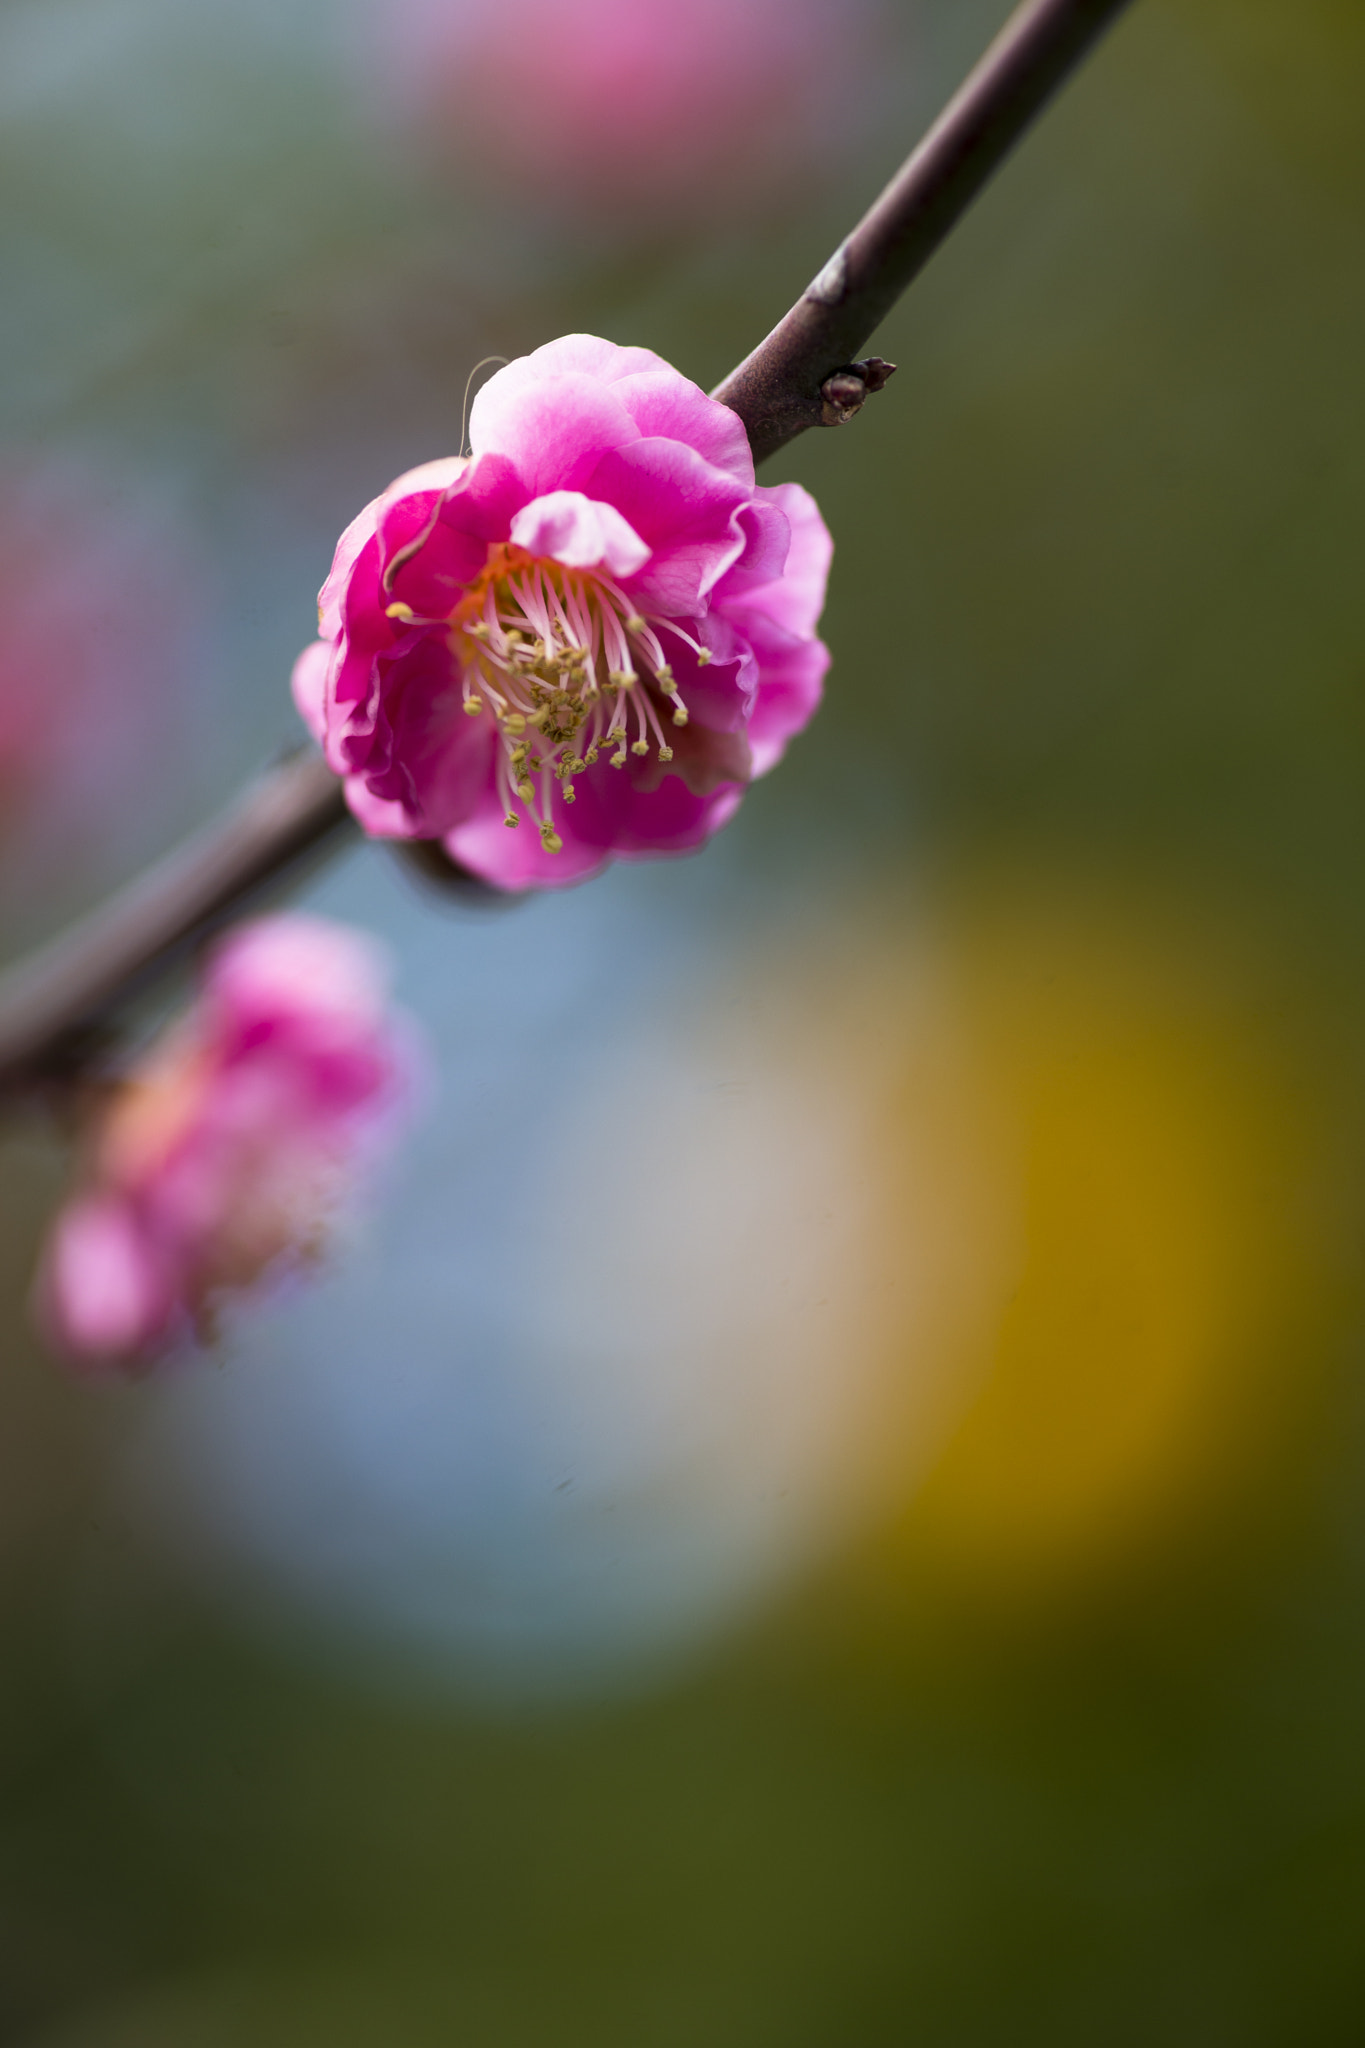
[366,0,884,224]
[292,334,831,890]
[0,463,200,904]
[38,915,417,1372]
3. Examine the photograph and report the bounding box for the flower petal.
[470,370,641,497]
[717,481,832,639]
[587,438,752,614]
[743,622,830,777]
[509,491,651,577]
[42,1195,174,1364]
[610,370,755,486]
[290,640,330,746]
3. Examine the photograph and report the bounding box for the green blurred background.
[3,0,1365,2040]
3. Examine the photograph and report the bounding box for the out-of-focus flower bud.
[363,0,886,227]
[292,334,831,889]
[37,915,419,1373]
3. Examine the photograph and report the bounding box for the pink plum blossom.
[368,0,884,225]
[38,915,416,1372]
[292,335,832,890]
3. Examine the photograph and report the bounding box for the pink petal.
[585,439,752,614]
[444,786,615,890]
[208,915,390,1033]
[444,741,743,891]
[344,777,421,838]
[290,640,331,745]
[743,623,830,777]
[610,370,755,486]
[489,334,667,388]
[434,449,542,547]
[318,497,386,643]
[382,455,467,505]
[718,482,832,639]
[509,491,651,577]
[43,1195,174,1365]
[470,370,642,499]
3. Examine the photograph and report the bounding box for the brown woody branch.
[0,0,1134,1098]
[712,0,1133,461]
[0,752,352,1092]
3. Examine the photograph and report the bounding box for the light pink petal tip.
[43,1196,172,1365]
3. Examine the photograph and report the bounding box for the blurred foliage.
[2,0,1365,2041]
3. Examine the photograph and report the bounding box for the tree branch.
[0,752,352,1093]
[0,0,1135,1099]
[712,0,1134,462]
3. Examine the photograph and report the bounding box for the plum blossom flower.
[38,915,417,1372]
[292,335,832,890]
[368,0,885,226]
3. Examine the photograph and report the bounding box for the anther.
[386,601,417,623]
[540,825,563,853]
[504,712,527,734]
[658,744,674,762]
[696,649,712,667]
[672,707,689,726]
[463,697,484,716]
[625,613,647,634]
[504,813,519,829]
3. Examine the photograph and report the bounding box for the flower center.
[387,542,708,854]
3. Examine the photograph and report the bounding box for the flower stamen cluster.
[387,542,709,852]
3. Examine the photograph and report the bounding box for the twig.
[0,752,352,1092]
[0,0,1134,1099]
[712,0,1134,461]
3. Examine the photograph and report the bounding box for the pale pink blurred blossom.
[38,915,418,1373]
[292,333,831,890]
[0,463,201,904]
[365,0,884,223]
